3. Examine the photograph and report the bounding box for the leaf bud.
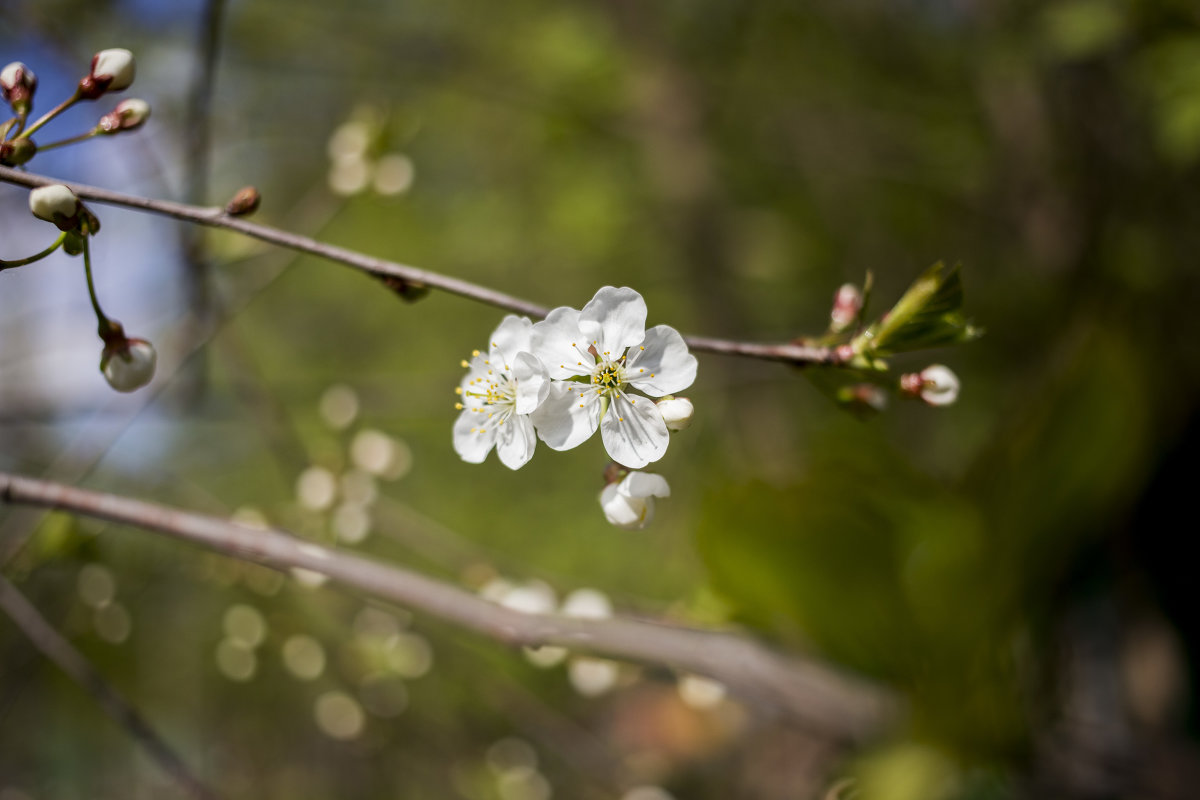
[0,137,36,167]
[224,186,261,217]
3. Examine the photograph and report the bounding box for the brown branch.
[0,574,220,800]
[0,166,839,367]
[0,470,898,744]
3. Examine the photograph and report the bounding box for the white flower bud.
[655,396,694,431]
[1,61,36,111]
[599,471,670,531]
[917,364,960,406]
[901,364,960,406]
[101,337,157,392]
[830,283,864,332]
[98,98,150,133]
[29,184,81,225]
[80,49,135,99]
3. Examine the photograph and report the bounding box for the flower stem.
[0,233,66,271]
[35,129,100,152]
[19,91,81,139]
[0,115,21,141]
[81,238,115,336]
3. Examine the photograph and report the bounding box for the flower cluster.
[454,287,696,528]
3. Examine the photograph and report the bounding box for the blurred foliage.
[4,0,1200,798]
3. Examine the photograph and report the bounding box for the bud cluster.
[3,48,150,168]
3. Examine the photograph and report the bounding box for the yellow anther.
[455,402,464,410]
[461,359,469,368]
[454,387,463,394]
[472,349,481,357]
[640,346,645,350]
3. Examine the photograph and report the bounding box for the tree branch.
[0,574,220,800]
[0,470,898,744]
[0,166,839,367]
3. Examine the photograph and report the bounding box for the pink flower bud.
[79,49,135,100]
[900,364,960,406]
[98,98,150,133]
[830,283,864,332]
[101,336,157,392]
[1,61,36,112]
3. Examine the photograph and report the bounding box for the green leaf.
[856,262,982,357]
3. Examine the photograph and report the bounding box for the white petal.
[531,382,600,451]
[488,315,533,369]
[599,483,652,530]
[531,306,592,381]
[452,411,498,463]
[625,325,697,397]
[619,471,670,500]
[496,416,537,470]
[512,351,549,415]
[600,393,669,469]
[579,287,647,357]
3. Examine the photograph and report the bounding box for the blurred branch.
[0,574,220,800]
[0,470,898,744]
[0,166,840,367]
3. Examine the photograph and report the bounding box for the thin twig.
[0,470,898,743]
[0,574,220,800]
[0,166,840,366]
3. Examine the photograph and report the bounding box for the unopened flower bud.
[599,471,670,531]
[224,186,261,216]
[0,138,36,167]
[101,335,157,392]
[97,98,150,133]
[656,396,694,431]
[79,49,135,100]
[29,184,82,229]
[900,364,960,406]
[830,283,864,332]
[1,61,36,113]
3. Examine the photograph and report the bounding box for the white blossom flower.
[599,471,670,530]
[531,287,697,468]
[453,315,549,470]
[101,337,156,392]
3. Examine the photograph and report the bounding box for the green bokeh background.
[3,0,1200,797]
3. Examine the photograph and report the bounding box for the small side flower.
[453,315,549,470]
[599,470,670,530]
